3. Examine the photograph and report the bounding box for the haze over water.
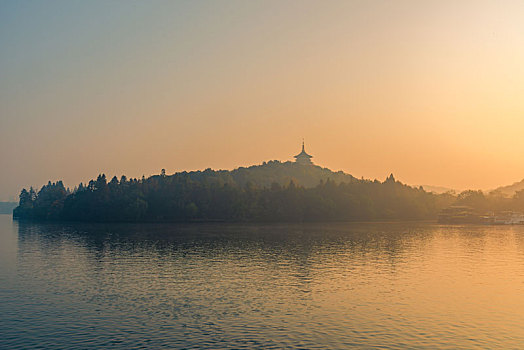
[1,214,524,349]
[3,1,524,199]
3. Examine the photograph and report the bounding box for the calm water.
[1,214,524,349]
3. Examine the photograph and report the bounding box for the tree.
[12,162,456,222]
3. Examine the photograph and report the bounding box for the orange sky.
[2,0,524,200]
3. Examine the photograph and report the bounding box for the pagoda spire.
[294,139,313,165]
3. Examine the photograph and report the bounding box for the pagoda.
[294,141,313,165]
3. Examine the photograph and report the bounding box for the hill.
[420,185,455,194]
[492,179,524,197]
[222,160,356,188]
[0,202,17,214]
[13,161,455,223]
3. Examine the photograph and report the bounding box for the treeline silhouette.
[449,189,524,213]
[14,161,456,222]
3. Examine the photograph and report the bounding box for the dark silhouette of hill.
[13,161,455,223]
[225,160,357,188]
[0,202,17,214]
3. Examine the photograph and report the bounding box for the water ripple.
[1,217,524,348]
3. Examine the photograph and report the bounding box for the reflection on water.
[1,214,524,349]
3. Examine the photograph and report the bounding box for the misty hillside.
[215,160,357,188]
[163,160,358,189]
[0,202,17,214]
[15,161,454,223]
[493,179,524,196]
[420,185,455,194]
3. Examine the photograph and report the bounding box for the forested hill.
[493,178,524,197]
[13,161,455,222]
[216,160,356,188]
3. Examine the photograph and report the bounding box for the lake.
[1,214,524,349]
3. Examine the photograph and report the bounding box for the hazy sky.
[2,0,524,200]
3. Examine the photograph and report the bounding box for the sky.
[2,0,524,200]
